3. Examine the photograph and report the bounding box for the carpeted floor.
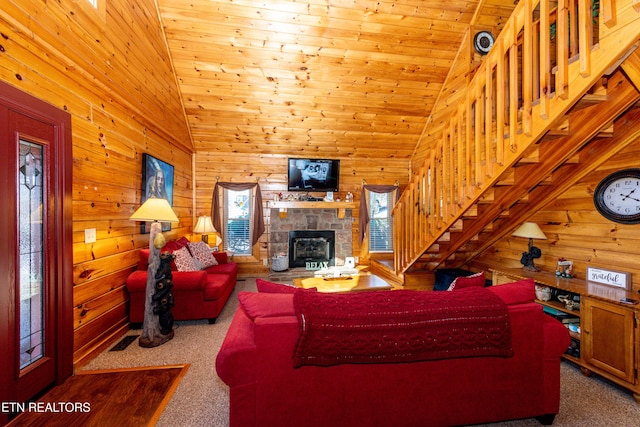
[82,278,640,426]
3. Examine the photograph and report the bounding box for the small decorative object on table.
[556,258,573,278]
[558,295,578,310]
[535,285,552,301]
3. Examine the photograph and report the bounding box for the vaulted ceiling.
[156,0,517,161]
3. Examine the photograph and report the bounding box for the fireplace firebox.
[289,230,335,269]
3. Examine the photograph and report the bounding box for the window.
[223,188,252,255]
[368,190,394,252]
[76,0,105,21]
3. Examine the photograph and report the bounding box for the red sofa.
[126,237,237,324]
[216,279,570,427]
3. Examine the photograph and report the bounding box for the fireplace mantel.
[269,201,355,219]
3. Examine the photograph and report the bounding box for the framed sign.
[586,266,631,290]
[141,153,174,233]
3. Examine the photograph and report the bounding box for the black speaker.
[473,31,495,55]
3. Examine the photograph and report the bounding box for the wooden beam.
[578,0,592,77]
[602,0,617,27]
[556,0,569,99]
[523,0,533,136]
[621,48,640,92]
[539,0,550,118]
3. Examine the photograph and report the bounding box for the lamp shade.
[512,222,547,240]
[193,215,216,233]
[129,197,179,223]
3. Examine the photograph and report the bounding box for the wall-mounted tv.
[287,158,340,192]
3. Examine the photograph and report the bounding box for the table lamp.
[193,215,217,244]
[130,197,179,347]
[512,222,547,272]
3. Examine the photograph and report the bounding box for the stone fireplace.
[269,207,352,279]
[289,230,335,268]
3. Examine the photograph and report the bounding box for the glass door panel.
[18,140,45,370]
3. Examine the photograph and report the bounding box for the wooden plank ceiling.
[156,0,517,158]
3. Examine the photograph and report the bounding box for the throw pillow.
[212,251,228,264]
[238,291,295,320]
[165,236,190,252]
[188,241,218,268]
[447,271,485,291]
[488,278,535,305]
[173,246,200,272]
[256,278,298,294]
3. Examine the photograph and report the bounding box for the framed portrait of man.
[141,153,175,233]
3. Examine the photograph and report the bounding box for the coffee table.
[293,273,392,293]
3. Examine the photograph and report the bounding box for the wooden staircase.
[391,0,640,282]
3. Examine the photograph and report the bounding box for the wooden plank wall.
[472,135,640,292]
[0,0,192,367]
[193,152,410,275]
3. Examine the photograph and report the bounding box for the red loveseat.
[126,237,237,324]
[216,279,570,427]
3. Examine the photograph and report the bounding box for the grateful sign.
[586,266,631,290]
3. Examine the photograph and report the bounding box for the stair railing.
[393,0,640,275]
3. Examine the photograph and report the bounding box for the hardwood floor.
[7,365,188,427]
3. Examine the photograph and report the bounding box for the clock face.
[594,169,640,224]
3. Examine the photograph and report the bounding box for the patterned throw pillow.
[173,246,200,272]
[188,241,218,268]
[447,271,485,291]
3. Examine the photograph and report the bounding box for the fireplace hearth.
[289,230,335,268]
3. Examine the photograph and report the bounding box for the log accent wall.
[471,138,640,293]
[0,0,192,367]
[193,152,410,275]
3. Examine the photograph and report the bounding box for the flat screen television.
[287,158,340,192]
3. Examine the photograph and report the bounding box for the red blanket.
[293,288,513,367]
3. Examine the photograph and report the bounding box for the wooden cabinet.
[491,268,640,402]
[582,297,636,384]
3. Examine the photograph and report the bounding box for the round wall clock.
[593,168,640,224]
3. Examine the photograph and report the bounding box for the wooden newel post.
[139,221,175,348]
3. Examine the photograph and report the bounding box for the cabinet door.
[582,297,635,384]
